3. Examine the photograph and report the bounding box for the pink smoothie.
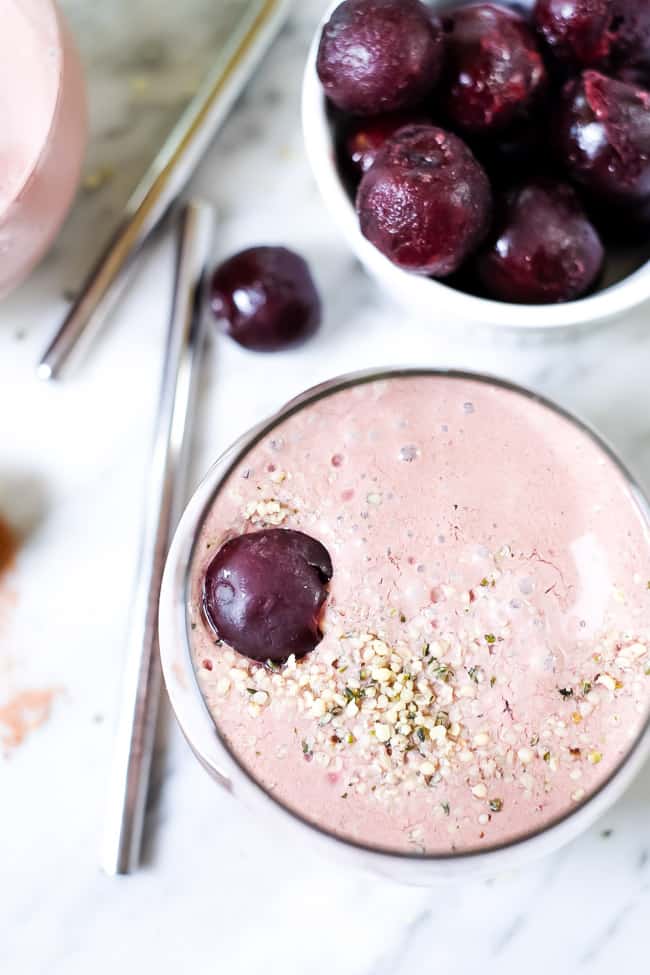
[0,0,86,296]
[189,375,650,854]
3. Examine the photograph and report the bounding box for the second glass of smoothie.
[0,0,87,297]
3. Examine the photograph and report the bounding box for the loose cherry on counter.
[476,181,604,303]
[555,70,650,207]
[439,3,547,134]
[356,125,492,276]
[202,529,333,664]
[210,246,321,352]
[316,0,444,116]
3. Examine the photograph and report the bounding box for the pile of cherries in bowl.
[316,0,650,305]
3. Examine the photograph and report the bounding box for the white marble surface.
[1,2,649,972]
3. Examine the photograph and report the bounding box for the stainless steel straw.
[38,0,292,381]
[101,200,213,876]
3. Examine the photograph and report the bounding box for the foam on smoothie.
[189,375,650,854]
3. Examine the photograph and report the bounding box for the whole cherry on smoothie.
[316,0,444,116]
[356,125,492,276]
[203,529,333,663]
[210,246,321,352]
[476,181,604,303]
[439,3,547,133]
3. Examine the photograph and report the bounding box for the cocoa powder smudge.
[0,689,62,750]
[0,517,62,751]
[0,516,17,578]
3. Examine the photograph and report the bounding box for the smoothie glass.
[159,370,650,883]
[0,0,87,297]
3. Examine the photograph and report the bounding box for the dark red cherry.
[356,125,492,276]
[610,2,650,72]
[616,63,650,89]
[535,0,617,68]
[202,529,333,663]
[555,71,650,207]
[534,0,650,75]
[316,0,444,116]
[342,110,431,177]
[476,181,604,303]
[210,247,321,352]
[439,4,547,134]
[468,115,553,186]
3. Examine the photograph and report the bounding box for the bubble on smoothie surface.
[210,246,321,352]
[316,0,445,116]
[399,445,420,462]
[202,529,333,663]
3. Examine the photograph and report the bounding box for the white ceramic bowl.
[160,368,650,885]
[302,0,650,330]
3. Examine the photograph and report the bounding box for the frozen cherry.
[316,0,444,116]
[210,247,321,352]
[468,115,553,186]
[202,529,333,663]
[616,64,650,89]
[535,0,615,68]
[356,125,492,276]
[611,3,650,72]
[342,110,431,177]
[534,0,650,74]
[476,181,604,303]
[439,4,547,134]
[555,71,650,207]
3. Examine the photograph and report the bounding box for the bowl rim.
[159,367,650,880]
[301,0,650,330]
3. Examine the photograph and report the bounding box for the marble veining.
[0,2,648,973]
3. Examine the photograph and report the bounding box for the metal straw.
[38,0,292,381]
[101,200,213,876]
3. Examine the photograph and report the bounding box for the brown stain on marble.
[0,515,62,752]
[0,517,17,576]
[0,517,18,632]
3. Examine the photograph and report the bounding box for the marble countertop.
[1,2,649,972]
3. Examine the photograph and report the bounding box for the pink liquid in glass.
[189,374,650,855]
[0,0,87,297]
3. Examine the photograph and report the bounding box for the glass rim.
[165,367,650,866]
